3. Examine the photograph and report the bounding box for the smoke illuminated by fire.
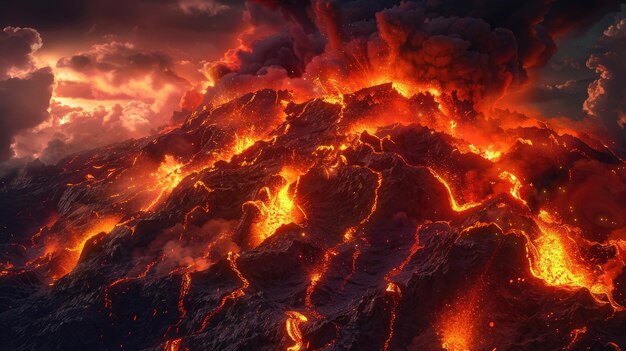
[1,2,626,350]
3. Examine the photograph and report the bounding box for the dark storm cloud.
[0,0,247,61]
[250,0,316,31]
[0,0,243,31]
[0,26,42,78]
[504,78,594,120]
[243,0,622,68]
[0,68,54,161]
[236,29,323,77]
[0,26,53,161]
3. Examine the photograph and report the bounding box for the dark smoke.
[203,0,622,111]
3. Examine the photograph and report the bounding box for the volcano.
[0,81,625,351]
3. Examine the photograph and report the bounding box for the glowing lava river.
[1,81,625,350]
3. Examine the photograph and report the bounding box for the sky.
[0,0,247,164]
[0,0,624,167]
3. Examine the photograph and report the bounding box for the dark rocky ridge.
[0,84,624,351]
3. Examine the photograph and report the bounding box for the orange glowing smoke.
[285,311,308,351]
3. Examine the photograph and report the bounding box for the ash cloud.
[421,0,622,67]
[202,0,621,110]
[374,4,523,108]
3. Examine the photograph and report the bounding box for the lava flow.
[1,2,626,351]
[285,311,309,351]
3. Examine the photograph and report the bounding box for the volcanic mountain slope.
[1,83,625,351]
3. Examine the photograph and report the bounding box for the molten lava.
[143,155,185,211]
[429,169,480,212]
[526,212,621,308]
[499,171,526,205]
[196,251,250,333]
[247,168,303,246]
[46,216,121,279]
[285,311,308,351]
[2,73,625,350]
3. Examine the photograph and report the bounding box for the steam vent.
[0,1,625,350]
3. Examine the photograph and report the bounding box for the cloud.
[0,0,246,63]
[178,0,230,15]
[0,26,42,78]
[56,41,187,92]
[2,1,623,164]
[0,67,54,161]
[584,12,626,149]
[9,41,198,163]
[375,5,523,108]
[13,100,159,164]
[202,2,523,110]
[0,2,247,165]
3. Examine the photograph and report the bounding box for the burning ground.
[1,1,626,351]
[0,82,625,350]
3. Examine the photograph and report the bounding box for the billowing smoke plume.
[203,0,621,112]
